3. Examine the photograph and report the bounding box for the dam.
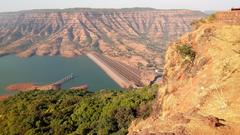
[87,52,144,88]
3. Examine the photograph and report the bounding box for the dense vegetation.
[0,86,157,135]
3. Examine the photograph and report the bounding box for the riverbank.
[6,82,89,92]
[6,83,37,91]
[6,82,62,91]
[0,95,10,100]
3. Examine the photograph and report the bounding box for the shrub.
[176,44,196,61]
[208,14,216,22]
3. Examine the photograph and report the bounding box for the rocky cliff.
[129,11,240,135]
[0,8,205,71]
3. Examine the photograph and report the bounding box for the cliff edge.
[129,11,240,135]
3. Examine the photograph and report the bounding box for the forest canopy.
[0,86,157,135]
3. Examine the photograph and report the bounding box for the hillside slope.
[129,11,240,135]
[0,8,205,70]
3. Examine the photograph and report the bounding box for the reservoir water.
[0,55,120,94]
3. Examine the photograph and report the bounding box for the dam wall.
[87,53,132,88]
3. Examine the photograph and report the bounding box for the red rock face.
[0,8,205,70]
[215,11,240,24]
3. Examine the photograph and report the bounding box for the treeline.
[0,86,157,135]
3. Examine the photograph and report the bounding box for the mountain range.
[0,8,205,72]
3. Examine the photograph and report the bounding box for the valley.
[0,8,205,80]
[1,6,240,135]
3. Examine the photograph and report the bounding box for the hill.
[129,11,240,135]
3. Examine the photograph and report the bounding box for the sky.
[0,0,240,12]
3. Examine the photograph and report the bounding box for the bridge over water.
[52,73,75,87]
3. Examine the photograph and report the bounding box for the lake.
[0,55,120,94]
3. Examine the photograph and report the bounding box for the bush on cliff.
[176,44,196,61]
[0,85,157,135]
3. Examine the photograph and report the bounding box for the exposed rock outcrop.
[215,10,240,24]
[128,11,240,135]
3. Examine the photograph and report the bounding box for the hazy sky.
[1,0,240,12]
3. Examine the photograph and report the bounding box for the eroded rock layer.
[0,8,205,71]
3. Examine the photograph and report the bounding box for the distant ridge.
[204,10,218,15]
[0,7,204,14]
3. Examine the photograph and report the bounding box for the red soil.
[0,95,10,100]
[6,83,37,91]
